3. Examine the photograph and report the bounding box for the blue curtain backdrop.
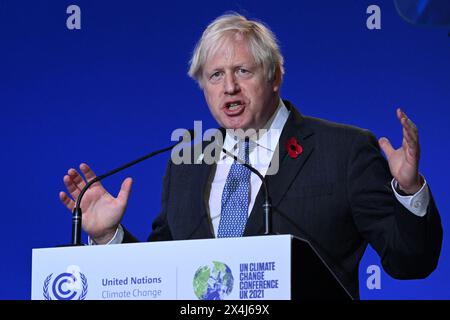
[0,0,448,299]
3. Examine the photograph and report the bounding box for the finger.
[63,174,82,200]
[68,168,86,191]
[402,116,420,149]
[405,143,420,163]
[407,118,418,133]
[401,140,420,169]
[59,191,75,211]
[403,133,420,157]
[399,111,419,150]
[401,116,418,135]
[403,123,418,143]
[403,126,418,147]
[398,108,418,134]
[396,109,421,162]
[398,109,413,133]
[79,163,98,183]
[396,108,406,122]
[117,177,133,204]
[378,137,395,160]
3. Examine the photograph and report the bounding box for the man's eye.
[237,68,252,77]
[210,72,222,80]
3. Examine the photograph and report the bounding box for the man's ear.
[272,66,282,92]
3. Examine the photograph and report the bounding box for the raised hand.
[59,163,133,244]
[378,108,423,194]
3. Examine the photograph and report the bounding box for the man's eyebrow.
[235,62,257,68]
[208,63,255,70]
[205,67,223,75]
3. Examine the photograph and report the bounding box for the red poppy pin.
[286,137,303,159]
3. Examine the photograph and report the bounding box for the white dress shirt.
[208,100,290,236]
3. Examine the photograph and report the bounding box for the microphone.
[71,129,195,246]
[221,143,273,235]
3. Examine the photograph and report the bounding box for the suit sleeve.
[347,130,443,279]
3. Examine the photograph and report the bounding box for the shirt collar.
[256,99,290,152]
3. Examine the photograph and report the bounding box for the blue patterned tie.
[217,140,251,238]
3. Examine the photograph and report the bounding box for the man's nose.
[224,73,240,95]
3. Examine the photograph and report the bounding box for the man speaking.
[59,13,442,298]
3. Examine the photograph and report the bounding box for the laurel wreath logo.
[43,272,88,300]
[43,273,53,300]
[78,273,88,300]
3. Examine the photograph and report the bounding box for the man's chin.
[222,121,252,131]
[222,123,262,139]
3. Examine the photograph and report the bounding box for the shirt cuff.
[391,178,430,217]
[88,224,124,245]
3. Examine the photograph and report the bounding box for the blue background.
[0,0,448,299]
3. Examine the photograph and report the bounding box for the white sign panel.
[31,235,292,300]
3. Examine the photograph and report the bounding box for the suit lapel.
[198,161,215,238]
[197,131,225,239]
[244,102,315,236]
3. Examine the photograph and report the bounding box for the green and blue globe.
[193,261,234,300]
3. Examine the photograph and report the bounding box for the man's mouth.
[227,102,241,110]
[223,101,245,115]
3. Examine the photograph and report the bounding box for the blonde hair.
[188,13,285,87]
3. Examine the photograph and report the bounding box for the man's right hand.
[59,163,133,244]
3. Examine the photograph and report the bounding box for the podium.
[31,235,352,300]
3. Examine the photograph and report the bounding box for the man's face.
[201,36,280,131]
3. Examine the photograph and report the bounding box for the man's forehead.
[204,37,256,69]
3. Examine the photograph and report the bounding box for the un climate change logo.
[43,270,88,300]
[193,261,234,300]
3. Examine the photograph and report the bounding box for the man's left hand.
[378,108,423,195]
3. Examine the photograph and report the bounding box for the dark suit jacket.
[124,101,443,299]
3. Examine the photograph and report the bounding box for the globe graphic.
[193,261,234,300]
